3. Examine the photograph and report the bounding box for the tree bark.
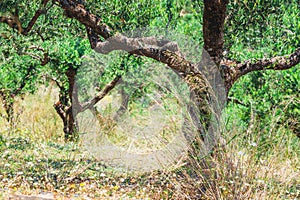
[53,67,78,141]
[203,0,229,66]
[113,88,130,121]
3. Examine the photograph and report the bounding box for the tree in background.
[0,36,48,128]
[0,0,165,140]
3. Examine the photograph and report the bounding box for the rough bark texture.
[53,67,78,141]
[58,0,111,39]
[235,47,300,78]
[203,0,229,66]
[221,47,300,91]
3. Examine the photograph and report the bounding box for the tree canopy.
[0,0,299,139]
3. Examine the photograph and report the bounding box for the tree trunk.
[3,97,15,130]
[64,107,77,141]
[54,67,79,141]
[113,88,130,121]
[203,0,228,67]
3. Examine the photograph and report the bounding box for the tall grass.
[171,102,300,199]
[0,84,63,142]
[0,86,299,199]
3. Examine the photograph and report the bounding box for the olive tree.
[1,0,299,140]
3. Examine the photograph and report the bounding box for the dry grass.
[0,84,63,142]
[0,86,299,199]
[171,102,300,199]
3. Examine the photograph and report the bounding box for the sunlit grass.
[97,96,184,153]
[0,87,299,199]
[0,84,63,142]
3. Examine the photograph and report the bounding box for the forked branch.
[57,0,196,76]
[0,0,50,35]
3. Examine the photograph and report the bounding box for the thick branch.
[86,26,101,49]
[94,34,195,75]
[57,1,191,75]
[236,48,300,78]
[94,34,175,53]
[57,0,111,39]
[221,48,300,92]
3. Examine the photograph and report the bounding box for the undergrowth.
[0,86,299,199]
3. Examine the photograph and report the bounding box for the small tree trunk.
[54,67,79,141]
[65,67,79,141]
[64,107,77,141]
[4,98,15,130]
[113,88,130,121]
[54,101,78,141]
[0,93,16,132]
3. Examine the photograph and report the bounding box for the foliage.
[226,0,300,134]
[86,0,163,31]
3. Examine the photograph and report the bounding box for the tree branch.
[0,15,23,33]
[41,74,64,92]
[86,26,101,49]
[57,0,111,39]
[22,0,50,35]
[235,47,300,79]
[22,46,50,66]
[93,34,197,77]
[227,97,248,107]
[80,75,121,112]
[0,0,50,35]
[57,1,194,76]
[94,34,178,53]
[220,48,300,93]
